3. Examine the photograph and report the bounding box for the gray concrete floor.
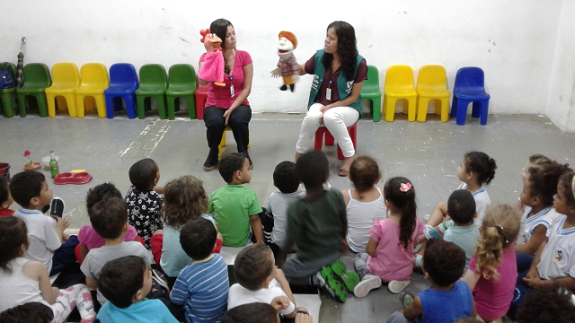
[2,109,575,323]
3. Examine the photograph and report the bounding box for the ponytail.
[384,177,417,249]
[465,151,497,185]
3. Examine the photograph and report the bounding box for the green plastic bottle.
[50,151,59,179]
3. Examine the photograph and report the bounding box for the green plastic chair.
[0,62,17,117]
[361,65,382,122]
[16,63,51,117]
[136,64,168,119]
[166,64,196,120]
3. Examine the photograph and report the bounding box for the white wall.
[545,0,575,132]
[0,0,566,117]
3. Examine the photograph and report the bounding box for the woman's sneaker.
[388,280,411,294]
[353,274,382,298]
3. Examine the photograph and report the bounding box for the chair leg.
[385,96,397,122]
[0,93,15,118]
[407,96,417,122]
[451,96,459,119]
[417,97,430,123]
[17,93,28,117]
[156,95,167,119]
[479,99,489,125]
[46,93,57,118]
[166,95,176,120]
[472,102,481,118]
[372,97,381,122]
[94,94,107,118]
[185,95,196,119]
[325,131,335,146]
[105,94,116,119]
[439,98,449,123]
[195,93,206,120]
[218,131,227,158]
[64,94,77,118]
[456,99,470,126]
[136,95,147,119]
[314,128,324,151]
[76,94,86,118]
[125,94,137,119]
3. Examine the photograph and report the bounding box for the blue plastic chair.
[104,63,139,119]
[450,67,490,125]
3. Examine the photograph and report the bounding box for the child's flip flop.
[330,259,360,292]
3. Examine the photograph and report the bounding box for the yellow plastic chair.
[45,63,80,118]
[75,63,109,118]
[218,126,250,157]
[384,65,417,122]
[416,65,450,122]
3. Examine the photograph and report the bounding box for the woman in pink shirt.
[199,19,254,171]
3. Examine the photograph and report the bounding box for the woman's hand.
[223,107,235,125]
[318,105,333,124]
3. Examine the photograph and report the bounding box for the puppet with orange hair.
[271,31,298,92]
[199,28,225,86]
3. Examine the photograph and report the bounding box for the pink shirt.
[77,225,139,250]
[200,50,252,109]
[468,246,518,321]
[367,218,424,281]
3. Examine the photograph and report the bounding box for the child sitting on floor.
[228,243,301,320]
[0,176,14,217]
[281,151,348,290]
[170,218,229,323]
[81,196,152,305]
[209,153,264,246]
[260,161,305,256]
[427,151,497,227]
[516,287,575,323]
[463,204,521,322]
[0,217,96,323]
[508,170,575,319]
[151,175,223,287]
[416,189,480,275]
[515,159,567,256]
[97,256,178,323]
[10,170,77,276]
[354,177,424,297]
[77,183,140,263]
[341,156,386,253]
[125,158,164,249]
[386,238,475,323]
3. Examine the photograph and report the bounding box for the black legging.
[203,105,252,165]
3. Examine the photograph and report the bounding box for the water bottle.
[50,151,59,179]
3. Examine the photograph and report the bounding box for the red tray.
[54,172,92,185]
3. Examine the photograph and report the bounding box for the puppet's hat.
[279,31,297,49]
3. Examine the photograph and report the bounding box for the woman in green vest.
[294,21,367,176]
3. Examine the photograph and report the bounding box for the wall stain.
[179,37,191,43]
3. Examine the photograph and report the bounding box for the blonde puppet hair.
[474,204,521,280]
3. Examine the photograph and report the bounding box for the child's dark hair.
[99,256,146,309]
[273,161,300,193]
[85,182,122,211]
[475,204,521,280]
[89,196,127,240]
[222,302,278,323]
[423,238,466,287]
[128,158,158,191]
[516,287,575,323]
[454,318,483,323]
[9,171,45,208]
[180,217,217,260]
[349,156,380,192]
[528,161,570,207]
[0,217,29,274]
[234,243,274,291]
[0,302,54,323]
[447,190,476,225]
[219,153,247,183]
[0,176,9,205]
[296,150,329,189]
[464,151,497,185]
[559,171,575,210]
[384,177,417,249]
[161,176,208,227]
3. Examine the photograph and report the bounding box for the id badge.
[230,84,235,97]
[326,88,331,101]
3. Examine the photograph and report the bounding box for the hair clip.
[494,226,509,244]
[399,183,412,192]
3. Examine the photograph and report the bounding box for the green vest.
[307,49,364,118]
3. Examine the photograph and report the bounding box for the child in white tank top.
[341,156,386,253]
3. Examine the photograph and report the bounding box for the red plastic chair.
[314,122,357,160]
[195,84,209,120]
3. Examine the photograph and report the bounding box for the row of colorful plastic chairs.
[361,65,490,125]
[0,63,199,120]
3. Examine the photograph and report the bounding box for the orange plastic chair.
[75,63,109,118]
[416,65,450,122]
[45,63,80,118]
[384,65,417,122]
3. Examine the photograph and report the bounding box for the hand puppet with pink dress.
[271,31,298,92]
[199,28,225,87]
